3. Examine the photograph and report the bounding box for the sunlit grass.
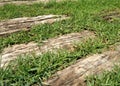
[0,0,120,85]
[86,65,120,86]
[0,38,107,85]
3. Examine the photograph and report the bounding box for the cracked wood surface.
[0,15,69,36]
[0,30,95,67]
[45,45,120,86]
[0,0,62,6]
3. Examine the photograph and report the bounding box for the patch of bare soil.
[101,9,120,22]
[44,44,120,86]
[0,15,69,36]
[0,30,95,67]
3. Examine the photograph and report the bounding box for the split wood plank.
[0,30,95,67]
[45,45,120,86]
[0,15,69,36]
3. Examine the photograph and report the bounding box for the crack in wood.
[0,30,95,67]
[0,15,69,36]
[101,9,120,22]
[44,47,120,86]
[0,0,62,6]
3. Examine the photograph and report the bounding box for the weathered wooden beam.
[100,9,120,22]
[0,15,69,36]
[0,0,62,6]
[44,45,120,86]
[0,30,95,67]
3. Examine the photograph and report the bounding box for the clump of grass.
[0,0,120,52]
[0,19,83,53]
[0,0,120,85]
[86,65,120,86]
[0,39,106,85]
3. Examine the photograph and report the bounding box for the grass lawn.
[86,65,120,86]
[0,0,120,85]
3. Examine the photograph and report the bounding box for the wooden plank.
[0,15,69,36]
[0,30,95,67]
[0,0,62,6]
[100,9,120,22]
[44,45,120,86]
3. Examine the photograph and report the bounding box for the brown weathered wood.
[0,15,69,36]
[44,45,120,86]
[0,0,62,6]
[100,9,120,22]
[0,0,51,5]
[0,30,95,67]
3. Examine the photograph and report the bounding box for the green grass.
[0,39,107,85]
[86,65,120,86]
[0,0,120,85]
[0,0,120,52]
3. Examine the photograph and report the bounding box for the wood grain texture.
[0,30,95,67]
[0,0,62,6]
[0,15,69,36]
[45,45,120,86]
[100,9,120,22]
